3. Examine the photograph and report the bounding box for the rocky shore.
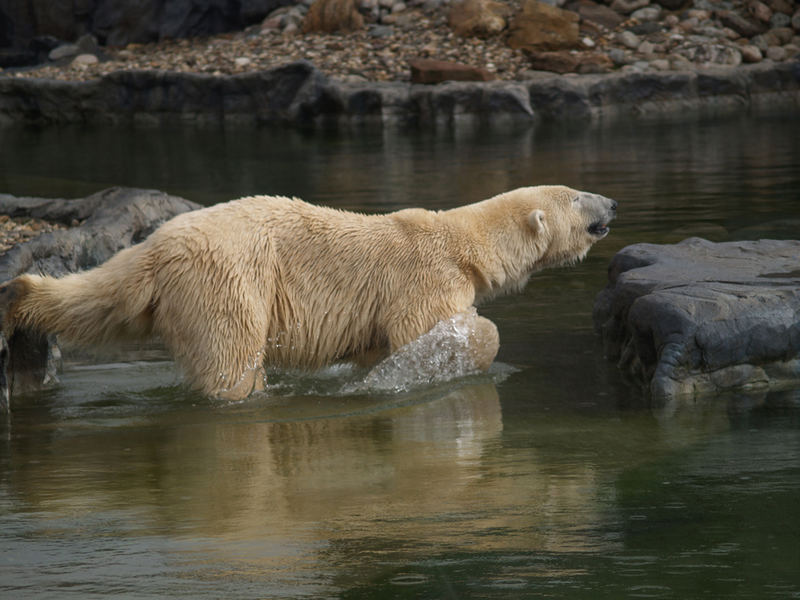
[0,0,798,125]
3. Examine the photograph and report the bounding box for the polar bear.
[0,185,616,401]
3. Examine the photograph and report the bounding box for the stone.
[638,40,655,54]
[48,43,80,61]
[740,43,763,62]
[651,57,670,70]
[234,57,252,67]
[367,24,395,36]
[668,53,692,69]
[408,58,495,83]
[717,10,767,38]
[302,0,365,33]
[766,0,794,15]
[770,12,791,28]
[525,50,579,73]
[631,5,662,21]
[593,238,800,400]
[507,0,580,52]
[448,0,511,37]
[771,26,795,44]
[748,0,773,23]
[609,0,649,14]
[751,33,769,50]
[793,10,800,31]
[76,34,101,55]
[71,53,99,66]
[608,47,630,65]
[628,21,663,35]
[766,45,787,60]
[577,52,614,73]
[261,16,283,31]
[618,30,641,49]
[566,0,624,30]
[525,50,612,74]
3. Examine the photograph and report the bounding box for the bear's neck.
[439,201,535,303]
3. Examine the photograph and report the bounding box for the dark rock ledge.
[593,238,800,400]
[0,187,199,404]
[1,59,798,126]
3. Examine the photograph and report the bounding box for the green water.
[1,114,799,598]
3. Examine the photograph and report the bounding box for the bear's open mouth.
[588,221,610,237]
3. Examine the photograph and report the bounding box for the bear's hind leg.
[152,284,268,400]
[162,324,267,401]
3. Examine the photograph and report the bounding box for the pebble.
[618,30,641,49]
[740,44,763,62]
[766,45,787,60]
[4,0,798,84]
[631,5,662,22]
[49,43,80,61]
[71,53,99,66]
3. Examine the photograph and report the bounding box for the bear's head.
[460,185,617,299]
[523,185,617,269]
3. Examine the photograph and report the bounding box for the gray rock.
[48,43,80,61]
[0,187,200,407]
[618,30,641,49]
[770,12,791,29]
[766,45,787,60]
[593,238,800,400]
[610,0,649,14]
[368,24,395,37]
[71,53,99,66]
[631,5,662,21]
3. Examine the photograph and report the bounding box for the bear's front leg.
[466,314,500,371]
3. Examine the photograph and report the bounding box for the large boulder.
[0,187,200,407]
[0,0,292,55]
[593,238,800,400]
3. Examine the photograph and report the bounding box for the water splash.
[345,307,493,394]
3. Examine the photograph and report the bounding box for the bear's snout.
[579,192,617,239]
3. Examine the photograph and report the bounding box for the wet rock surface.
[593,238,800,400]
[0,187,199,404]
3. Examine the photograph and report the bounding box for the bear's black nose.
[610,200,618,212]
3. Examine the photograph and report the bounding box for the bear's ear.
[528,209,545,234]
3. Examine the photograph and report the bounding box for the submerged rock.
[593,238,800,400]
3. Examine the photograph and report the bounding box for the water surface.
[1,114,799,598]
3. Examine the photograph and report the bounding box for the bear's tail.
[0,244,156,347]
